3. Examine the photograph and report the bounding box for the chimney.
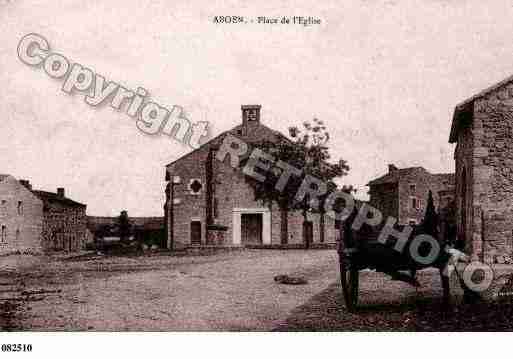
[57,187,65,198]
[19,179,32,191]
[241,105,261,128]
[388,164,398,173]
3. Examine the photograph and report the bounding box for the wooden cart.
[338,217,451,311]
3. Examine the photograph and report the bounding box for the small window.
[410,197,418,210]
[1,225,6,243]
[1,200,6,205]
[15,229,20,242]
[17,201,23,215]
[409,184,416,192]
[213,197,218,219]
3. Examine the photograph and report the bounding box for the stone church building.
[164,105,338,250]
[450,74,513,263]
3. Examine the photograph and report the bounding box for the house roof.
[368,167,454,187]
[32,190,86,208]
[450,74,513,143]
[433,173,455,184]
[367,167,426,186]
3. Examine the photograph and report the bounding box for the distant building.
[437,188,455,214]
[87,215,165,247]
[450,73,513,263]
[367,164,454,225]
[164,105,338,250]
[0,175,87,253]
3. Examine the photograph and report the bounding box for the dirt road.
[0,250,339,331]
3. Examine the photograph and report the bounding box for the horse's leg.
[411,268,419,294]
[440,268,450,309]
[411,268,417,279]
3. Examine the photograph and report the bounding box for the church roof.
[165,122,285,171]
[367,167,426,186]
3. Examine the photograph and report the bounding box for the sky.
[1,0,513,216]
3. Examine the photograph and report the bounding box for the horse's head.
[446,247,470,263]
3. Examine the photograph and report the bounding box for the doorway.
[190,221,202,245]
[303,221,313,249]
[241,213,263,245]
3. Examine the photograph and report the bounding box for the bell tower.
[241,105,261,126]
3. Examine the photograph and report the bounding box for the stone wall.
[41,202,87,252]
[368,183,399,221]
[463,89,513,262]
[454,118,475,256]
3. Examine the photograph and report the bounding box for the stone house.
[164,105,338,250]
[450,74,513,263]
[367,164,454,225]
[0,175,87,253]
[0,175,44,254]
[32,187,87,251]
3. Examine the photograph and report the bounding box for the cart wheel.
[340,259,359,311]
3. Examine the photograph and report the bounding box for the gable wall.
[0,177,43,254]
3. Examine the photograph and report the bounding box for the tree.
[118,210,132,243]
[421,190,439,239]
[245,119,350,246]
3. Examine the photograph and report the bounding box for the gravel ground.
[3,250,513,331]
[0,249,339,331]
[275,267,513,331]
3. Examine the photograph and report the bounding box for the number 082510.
[213,16,244,24]
[1,344,32,352]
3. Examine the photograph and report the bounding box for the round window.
[189,179,203,194]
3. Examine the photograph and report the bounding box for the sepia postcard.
[1,0,513,357]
